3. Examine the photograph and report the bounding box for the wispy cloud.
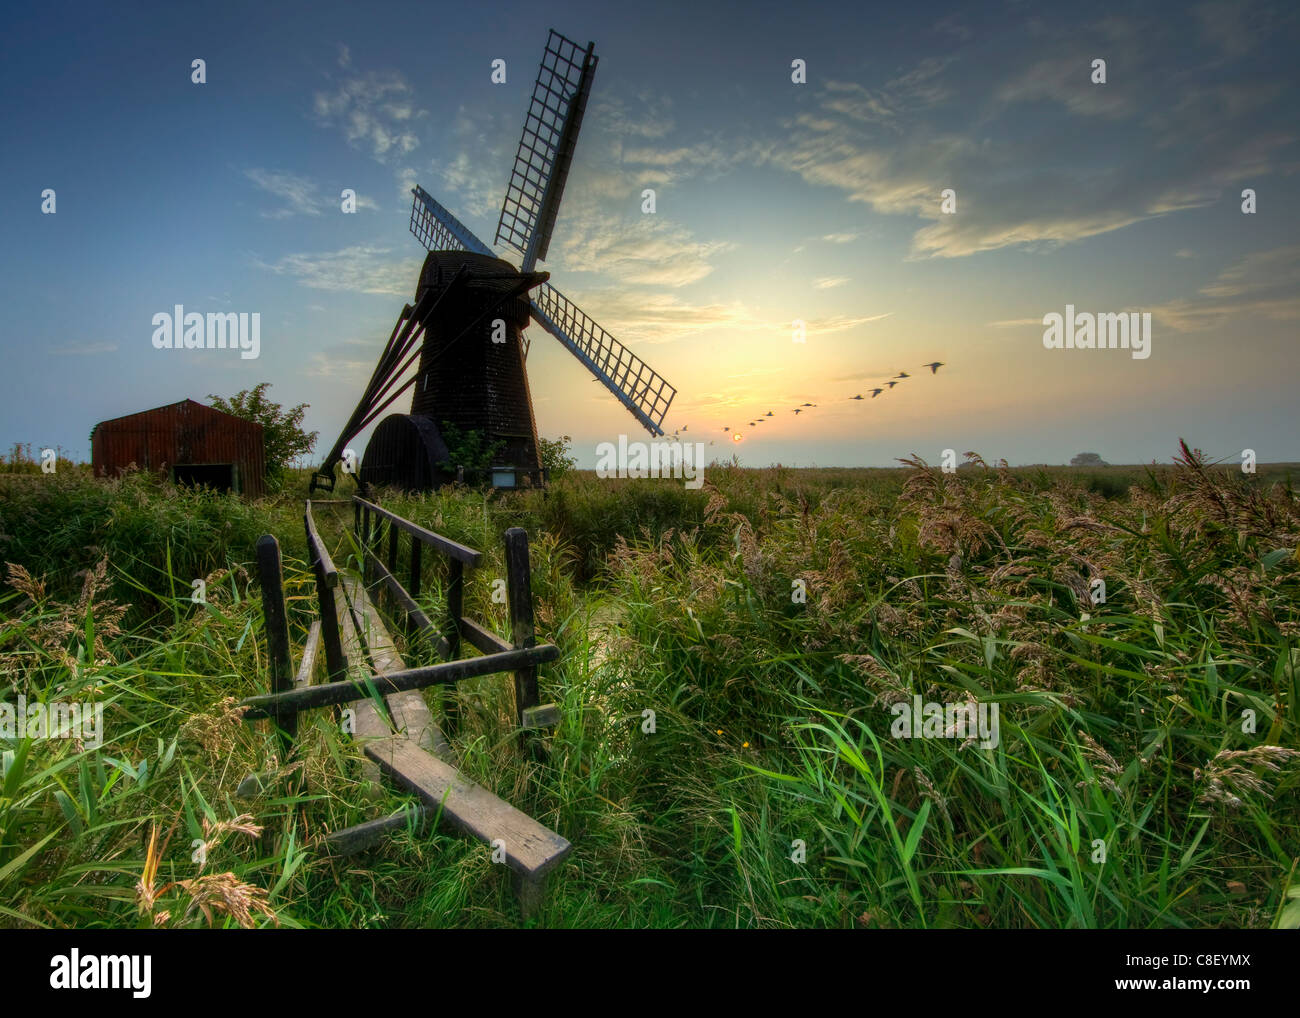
[244,168,378,218]
[1150,245,1300,330]
[430,148,505,221]
[798,312,893,334]
[307,351,379,382]
[244,168,323,218]
[933,14,973,42]
[554,288,753,345]
[986,317,1046,329]
[592,91,676,140]
[313,68,424,163]
[765,11,1297,260]
[814,276,849,289]
[557,214,733,288]
[252,246,419,295]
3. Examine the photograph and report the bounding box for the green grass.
[1,449,1297,928]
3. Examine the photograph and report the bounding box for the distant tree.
[208,382,317,491]
[539,435,577,479]
[1071,452,1109,467]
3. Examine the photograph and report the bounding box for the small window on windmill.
[491,466,518,488]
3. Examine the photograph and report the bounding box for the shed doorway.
[173,463,235,493]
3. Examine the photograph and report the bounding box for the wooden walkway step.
[366,737,572,888]
[340,574,447,756]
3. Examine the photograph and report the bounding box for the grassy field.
[2,446,1298,928]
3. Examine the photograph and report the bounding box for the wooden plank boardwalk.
[327,570,570,913]
[243,501,569,917]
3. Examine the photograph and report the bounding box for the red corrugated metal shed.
[91,399,266,498]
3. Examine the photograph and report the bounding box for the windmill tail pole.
[309,276,461,494]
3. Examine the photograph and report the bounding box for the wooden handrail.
[239,643,560,718]
[304,500,339,587]
[353,496,482,566]
[304,503,347,681]
[362,543,450,659]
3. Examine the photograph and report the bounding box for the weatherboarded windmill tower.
[312,29,676,494]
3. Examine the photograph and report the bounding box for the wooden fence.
[239,498,569,914]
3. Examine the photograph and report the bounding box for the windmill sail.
[411,186,493,257]
[530,285,674,435]
[495,30,598,272]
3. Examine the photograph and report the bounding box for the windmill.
[311,29,677,494]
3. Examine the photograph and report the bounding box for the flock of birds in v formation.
[665,362,945,443]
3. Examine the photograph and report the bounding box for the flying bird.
[894,372,910,379]
[870,388,883,398]
[801,402,814,407]
[923,361,945,374]
[765,411,774,417]
[681,425,688,432]
[851,394,864,400]
[793,408,803,415]
[723,426,730,432]
[886,380,899,388]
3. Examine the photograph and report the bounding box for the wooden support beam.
[459,615,512,655]
[255,535,296,749]
[324,807,429,856]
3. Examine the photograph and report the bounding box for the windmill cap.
[415,250,545,324]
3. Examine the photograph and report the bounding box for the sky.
[1,0,1297,469]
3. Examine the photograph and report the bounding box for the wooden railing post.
[386,519,399,612]
[442,558,464,735]
[445,560,463,658]
[505,528,540,736]
[255,535,296,750]
[362,504,371,584]
[306,504,348,684]
[409,539,422,600]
